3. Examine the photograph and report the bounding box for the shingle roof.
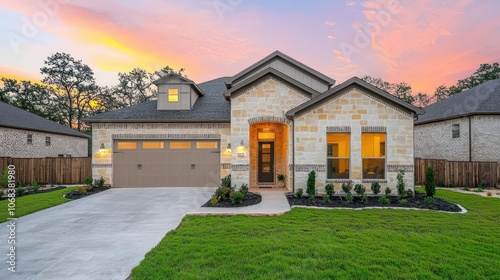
[415,79,500,125]
[0,101,90,138]
[83,77,231,123]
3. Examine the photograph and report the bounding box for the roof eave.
[84,119,231,124]
[415,112,500,125]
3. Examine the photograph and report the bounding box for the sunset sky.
[1,0,499,94]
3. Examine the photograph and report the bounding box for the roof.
[415,79,500,125]
[84,77,231,123]
[225,50,336,88]
[152,73,204,96]
[286,77,424,118]
[0,101,90,138]
[223,67,321,100]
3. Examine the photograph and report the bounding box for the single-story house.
[415,79,500,162]
[84,51,423,192]
[0,101,89,158]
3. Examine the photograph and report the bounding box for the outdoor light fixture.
[236,140,246,158]
[98,143,106,154]
[226,143,232,153]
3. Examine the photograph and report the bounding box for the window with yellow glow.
[168,88,179,102]
[361,133,386,179]
[327,133,350,179]
[143,142,164,149]
[170,142,191,149]
[196,142,218,149]
[117,142,137,150]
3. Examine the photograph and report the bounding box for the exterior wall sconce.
[98,143,107,154]
[225,143,232,153]
[236,140,246,158]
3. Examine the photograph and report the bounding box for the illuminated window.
[168,88,179,102]
[170,142,191,149]
[196,142,218,149]
[361,133,386,179]
[327,133,350,179]
[143,142,164,149]
[117,142,137,150]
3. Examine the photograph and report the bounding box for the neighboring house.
[0,101,89,158]
[415,79,500,162]
[85,51,422,191]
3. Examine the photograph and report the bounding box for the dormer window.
[168,88,179,102]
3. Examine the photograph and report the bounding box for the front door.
[258,142,274,183]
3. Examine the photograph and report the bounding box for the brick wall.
[0,127,88,158]
[471,115,500,162]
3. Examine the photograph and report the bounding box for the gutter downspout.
[469,116,472,162]
[291,118,295,193]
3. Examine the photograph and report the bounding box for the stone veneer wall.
[293,87,415,194]
[0,127,88,158]
[230,77,311,189]
[91,123,231,186]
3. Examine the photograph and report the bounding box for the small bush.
[478,182,486,192]
[354,184,366,196]
[239,183,249,195]
[94,177,105,188]
[425,167,435,197]
[306,171,316,197]
[295,188,303,198]
[324,184,335,196]
[345,193,354,203]
[438,181,445,187]
[448,183,455,188]
[210,196,220,206]
[215,187,232,200]
[396,170,406,198]
[0,168,9,188]
[323,194,330,203]
[277,174,285,181]
[32,181,41,191]
[424,197,435,206]
[416,201,421,206]
[462,187,470,191]
[341,181,353,194]
[361,193,368,203]
[16,187,25,196]
[399,198,408,205]
[378,195,390,204]
[406,188,414,198]
[385,187,392,196]
[221,175,231,188]
[371,182,381,195]
[84,177,93,186]
[76,186,87,194]
[231,191,245,205]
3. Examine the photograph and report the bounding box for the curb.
[291,203,467,214]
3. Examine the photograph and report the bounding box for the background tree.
[361,76,415,104]
[413,92,432,107]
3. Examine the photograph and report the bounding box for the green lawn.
[0,187,78,223]
[131,188,500,280]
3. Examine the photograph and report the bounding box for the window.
[143,142,164,149]
[196,142,218,149]
[168,88,179,102]
[361,133,386,179]
[327,133,350,179]
[170,142,191,149]
[452,124,460,138]
[27,134,33,144]
[117,142,137,150]
[45,136,51,146]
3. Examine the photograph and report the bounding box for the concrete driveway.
[0,187,214,280]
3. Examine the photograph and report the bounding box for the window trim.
[168,88,179,103]
[326,133,351,180]
[361,133,386,180]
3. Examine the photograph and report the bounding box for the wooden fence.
[414,158,499,188]
[0,157,91,185]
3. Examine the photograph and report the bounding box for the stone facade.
[415,115,500,162]
[0,127,88,158]
[293,87,416,193]
[91,123,231,185]
[230,77,310,189]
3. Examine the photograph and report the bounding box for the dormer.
[152,74,204,110]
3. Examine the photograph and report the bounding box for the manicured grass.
[131,188,500,279]
[0,187,78,223]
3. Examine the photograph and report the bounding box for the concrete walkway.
[0,187,214,280]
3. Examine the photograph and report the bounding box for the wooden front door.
[258,142,274,183]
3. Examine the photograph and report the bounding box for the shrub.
[396,170,406,198]
[84,177,93,191]
[478,182,486,192]
[354,184,366,196]
[231,191,245,205]
[94,177,105,188]
[0,168,9,188]
[16,187,25,196]
[425,167,435,197]
[210,196,220,206]
[341,181,353,194]
[438,181,445,188]
[31,181,40,191]
[378,195,390,204]
[306,171,316,197]
[406,189,414,198]
[277,174,285,181]
[221,174,231,188]
[450,203,456,210]
[215,187,232,200]
[76,186,87,194]
[295,188,303,198]
[448,183,455,188]
[361,193,368,203]
[371,182,381,195]
[323,194,330,203]
[399,198,408,205]
[416,201,421,206]
[345,193,354,203]
[239,183,249,195]
[324,184,335,196]
[424,197,435,206]
[27,184,36,192]
[385,187,392,196]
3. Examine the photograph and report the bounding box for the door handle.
[138,164,142,170]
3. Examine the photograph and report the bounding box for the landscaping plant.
[345,193,354,203]
[361,193,368,203]
[84,177,93,191]
[306,170,316,198]
[406,188,414,198]
[0,167,9,188]
[239,183,249,195]
[221,174,231,188]
[94,177,105,188]
[396,170,407,198]
[370,182,381,195]
[324,183,335,196]
[322,194,330,203]
[277,174,285,181]
[354,184,366,196]
[295,188,303,198]
[341,181,353,194]
[425,196,435,206]
[385,187,392,196]
[378,195,390,204]
[230,191,245,205]
[425,167,435,197]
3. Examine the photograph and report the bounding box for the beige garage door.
[113,140,220,188]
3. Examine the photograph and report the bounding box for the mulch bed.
[1,186,67,200]
[65,186,111,199]
[287,192,461,212]
[202,193,262,207]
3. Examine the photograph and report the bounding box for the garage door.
[113,140,220,188]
